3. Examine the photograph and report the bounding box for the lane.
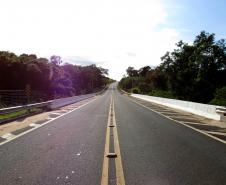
[114,88,226,185]
[1,83,226,185]
[0,88,112,185]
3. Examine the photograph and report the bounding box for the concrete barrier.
[131,94,225,121]
[49,93,96,109]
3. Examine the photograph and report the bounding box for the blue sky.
[0,0,225,80]
[163,0,226,42]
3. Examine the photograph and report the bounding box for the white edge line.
[205,131,226,136]
[29,123,40,127]
[128,97,226,145]
[49,112,63,115]
[0,97,98,146]
[1,133,16,140]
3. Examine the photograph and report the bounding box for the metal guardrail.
[0,101,52,115]
[0,87,108,124]
[0,101,52,124]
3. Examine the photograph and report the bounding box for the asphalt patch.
[12,126,33,135]
[59,110,68,113]
[49,113,61,118]
[109,157,117,185]
[109,128,114,153]
[35,119,48,125]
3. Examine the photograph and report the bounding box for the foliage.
[131,87,140,94]
[119,31,226,104]
[210,86,226,106]
[0,51,111,103]
[148,90,175,99]
[0,108,41,120]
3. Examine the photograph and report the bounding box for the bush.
[148,90,175,99]
[209,86,226,106]
[138,82,151,94]
[131,87,140,94]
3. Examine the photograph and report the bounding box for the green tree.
[210,86,226,106]
[119,31,226,104]
[0,51,111,104]
[126,66,138,77]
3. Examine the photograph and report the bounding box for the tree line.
[119,31,226,106]
[0,51,113,103]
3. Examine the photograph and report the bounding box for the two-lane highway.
[1,84,226,185]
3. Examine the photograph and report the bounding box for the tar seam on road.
[101,96,125,185]
[129,97,226,145]
[0,97,98,146]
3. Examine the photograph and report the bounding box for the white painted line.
[29,123,40,127]
[60,109,69,112]
[205,131,226,136]
[64,108,73,111]
[129,97,226,145]
[169,118,200,123]
[2,133,16,140]
[50,112,62,115]
[0,97,98,146]
[67,106,78,109]
[181,121,205,125]
[159,111,178,113]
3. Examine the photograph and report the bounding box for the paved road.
[0,84,226,185]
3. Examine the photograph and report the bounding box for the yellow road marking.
[101,96,126,185]
[101,97,112,185]
[112,100,126,185]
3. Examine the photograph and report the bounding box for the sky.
[0,0,225,80]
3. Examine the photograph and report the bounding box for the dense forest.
[119,31,226,106]
[0,51,113,104]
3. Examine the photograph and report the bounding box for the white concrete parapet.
[131,94,225,121]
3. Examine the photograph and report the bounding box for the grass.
[0,108,42,121]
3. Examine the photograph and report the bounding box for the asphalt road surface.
[1,84,226,185]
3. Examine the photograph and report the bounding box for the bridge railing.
[0,101,51,115]
[0,88,107,124]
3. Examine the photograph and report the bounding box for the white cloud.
[0,0,181,80]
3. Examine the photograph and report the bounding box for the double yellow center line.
[101,96,125,185]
